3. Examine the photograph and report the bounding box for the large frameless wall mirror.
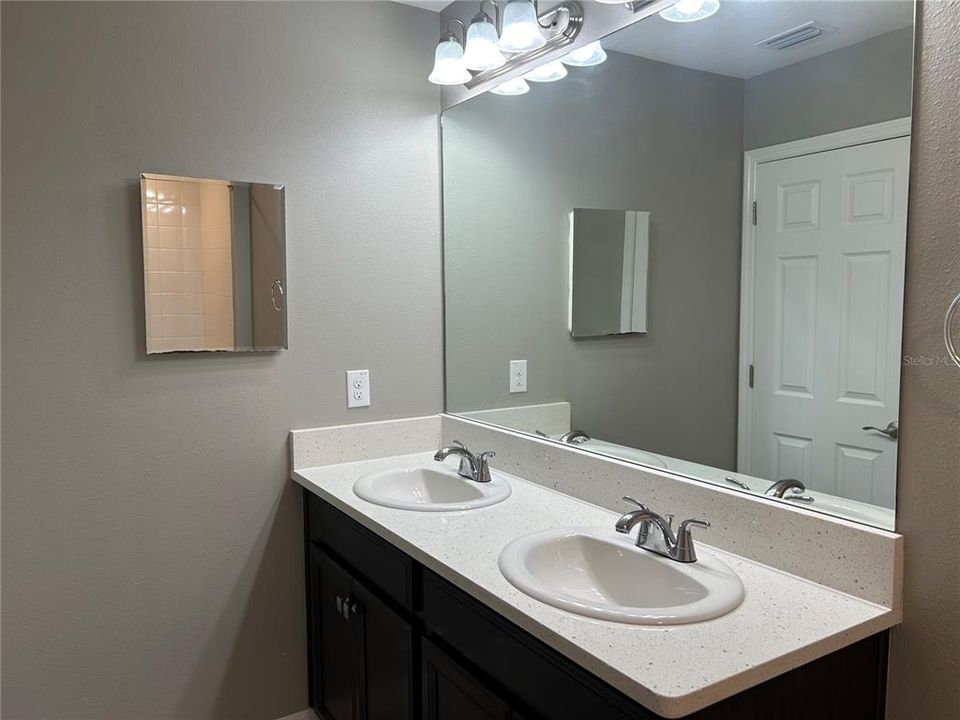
[442,0,915,530]
[140,173,287,354]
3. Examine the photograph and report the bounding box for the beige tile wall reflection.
[142,176,235,352]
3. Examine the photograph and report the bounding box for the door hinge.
[748,364,755,388]
[752,201,757,225]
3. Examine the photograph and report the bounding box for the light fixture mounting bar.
[464,1,583,90]
[626,0,678,14]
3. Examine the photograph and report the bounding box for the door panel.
[312,548,361,720]
[421,638,515,720]
[353,579,414,720]
[750,136,908,506]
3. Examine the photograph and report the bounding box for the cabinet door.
[310,547,362,720]
[422,638,519,720]
[353,578,414,720]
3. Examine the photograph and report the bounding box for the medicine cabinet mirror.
[140,173,287,354]
[569,208,649,338]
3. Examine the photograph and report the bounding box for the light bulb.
[659,0,720,23]
[561,41,607,67]
[463,13,506,71]
[524,59,567,83]
[490,77,530,96]
[499,0,546,54]
[428,36,471,86]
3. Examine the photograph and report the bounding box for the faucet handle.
[674,519,711,563]
[475,451,495,483]
[678,518,710,533]
[451,439,469,451]
[622,495,649,511]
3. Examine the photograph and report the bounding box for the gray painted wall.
[745,27,915,149]
[444,51,745,469]
[0,2,441,718]
[886,3,960,718]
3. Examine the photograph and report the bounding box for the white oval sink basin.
[580,439,668,469]
[354,465,511,511]
[499,527,744,625]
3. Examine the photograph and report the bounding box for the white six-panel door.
[750,137,909,507]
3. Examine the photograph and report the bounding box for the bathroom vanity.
[291,427,900,720]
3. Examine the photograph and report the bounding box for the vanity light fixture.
[429,2,583,91]
[561,40,607,67]
[659,0,720,23]
[499,0,547,53]
[525,59,568,82]
[463,3,507,71]
[428,20,472,85]
[490,76,531,95]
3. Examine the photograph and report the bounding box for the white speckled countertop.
[293,452,898,719]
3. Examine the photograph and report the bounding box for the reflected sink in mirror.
[354,465,511,511]
[499,527,744,625]
[575,439,667,469]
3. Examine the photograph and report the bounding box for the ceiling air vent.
[754,21,824,51]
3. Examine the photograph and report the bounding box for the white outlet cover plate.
[346,369,371,408]
[510,360,527,393]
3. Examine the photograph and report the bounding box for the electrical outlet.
[509,360,527,393]
[346,369,371,408]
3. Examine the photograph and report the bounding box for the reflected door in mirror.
[748,138,908,508]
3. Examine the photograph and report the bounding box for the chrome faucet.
[614,496,710,563]
[558,430,590,444]
[433,440,495,483]
[765,478,806,498]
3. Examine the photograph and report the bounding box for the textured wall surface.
[745,27,915,150]
[443,50,744,470]
[0,2,441,718]
[886,2,960,718]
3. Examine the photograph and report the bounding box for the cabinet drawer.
[421,569,653,720]
[306,491,414,611]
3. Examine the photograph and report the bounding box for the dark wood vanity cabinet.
[304,491,888,720]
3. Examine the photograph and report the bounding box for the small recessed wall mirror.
[569,208,649,338]
[140,173,287,354]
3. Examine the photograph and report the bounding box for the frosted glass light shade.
[463,17,506,71]
[562,41,607,67]
[524,59,567,83]
[659,0,720,23]
[490,77,531,96]
[499,0,546,53]
[428,37,471,85]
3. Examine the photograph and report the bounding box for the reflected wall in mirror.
[569,209,649,337]
[442,1,915,530]
[140,173,287,354]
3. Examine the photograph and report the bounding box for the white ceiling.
[391,0,450,11]
[602,0,913,79]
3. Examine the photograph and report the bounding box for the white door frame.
[736,117,913,473]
